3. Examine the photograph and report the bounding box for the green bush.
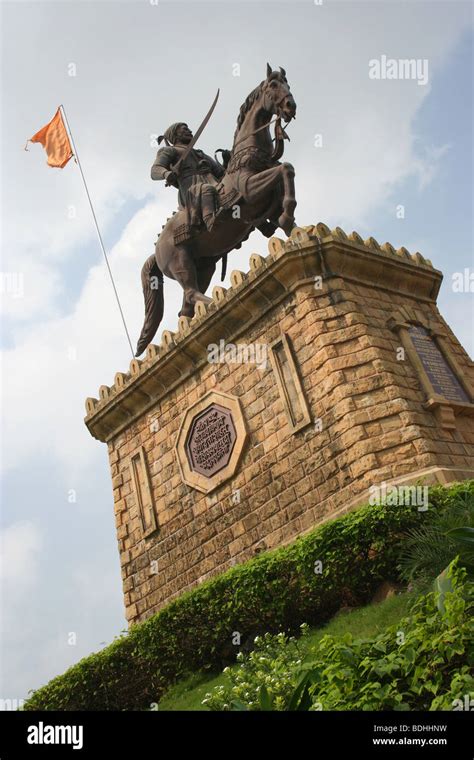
[203,561,474,711]
[23,481,474,711]
[398,488,474,587]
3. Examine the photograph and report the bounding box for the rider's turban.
[157,123,185,147]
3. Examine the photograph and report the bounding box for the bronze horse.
[135,65,297,356]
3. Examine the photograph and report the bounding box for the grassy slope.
[158,590,416,711]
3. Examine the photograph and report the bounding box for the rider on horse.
[135,66,297,357]
[152,122,229,233]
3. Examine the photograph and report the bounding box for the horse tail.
[135,254,164,356]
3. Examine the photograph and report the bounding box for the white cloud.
[0,521,43,699]
[2,200,173,477]
[1,255,63,323]
[2,0,470,321]
[0,521,42,590]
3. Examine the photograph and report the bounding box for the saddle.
[173,185,241,246]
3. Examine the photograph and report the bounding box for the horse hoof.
[178,306,195,318]
[278,213,295,237]
[258,221,278,238]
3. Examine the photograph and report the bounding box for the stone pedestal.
[85,223,474,625]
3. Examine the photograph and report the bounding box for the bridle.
[231,90,294,152]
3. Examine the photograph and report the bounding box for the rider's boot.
[201,186,217,232]
[203,213,215,232]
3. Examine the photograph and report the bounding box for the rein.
[232,91,292,152]
[231,116,292,161]
[232,115,278,150]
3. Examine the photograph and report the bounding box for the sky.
[0,0,473,703]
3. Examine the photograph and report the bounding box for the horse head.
[262,63,296,123]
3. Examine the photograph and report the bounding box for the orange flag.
[26,107,73,168]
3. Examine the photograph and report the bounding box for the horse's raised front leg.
[277,162,296,236]
[238,164,296,237]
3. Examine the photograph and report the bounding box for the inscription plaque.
[409,325,469,403]
[176,390,247,493]
[185,403,237,477]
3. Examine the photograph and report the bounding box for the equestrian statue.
[135,64,297,356]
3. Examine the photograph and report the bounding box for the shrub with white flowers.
[202,563,473,711]
[202,625,310,711]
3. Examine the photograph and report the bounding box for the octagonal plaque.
[185,404,237,477]
[175,390,247,493]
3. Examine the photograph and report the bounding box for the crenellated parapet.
[85,222,442,442]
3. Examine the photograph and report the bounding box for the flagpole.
[59,104,135,359]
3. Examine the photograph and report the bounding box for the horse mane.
[233,72,287,143]
[233,81,265,142]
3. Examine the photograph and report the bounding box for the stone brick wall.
[85,223,474,625]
